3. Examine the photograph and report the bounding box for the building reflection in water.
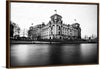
[61,44,82,65]
[80,44,98,64]
[10,43,98,67]
[10,44,51,66]
[48,44,63,65]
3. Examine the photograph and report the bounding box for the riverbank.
[10,40,97,44]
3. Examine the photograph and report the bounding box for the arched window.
[59,32,60,35]
[50,37,51,39]
[59,26,60,30]
[70,29,72,32]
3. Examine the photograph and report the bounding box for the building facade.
[28,13,81,40]
[28,23,45,40]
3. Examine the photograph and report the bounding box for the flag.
[74,19,76,21]
[54,10,57,12]
[54,10,57,13]
[31,23,33,25]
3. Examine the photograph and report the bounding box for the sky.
[11,2,98,38]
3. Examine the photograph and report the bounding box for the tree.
[10,21,14,37]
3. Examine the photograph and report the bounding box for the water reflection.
[80,44,98,64]
[48,44,63,65]
[10,43,98,67]
[61,44,81,65]
[10,44,51,66]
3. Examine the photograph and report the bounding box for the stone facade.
[28,13,81,40]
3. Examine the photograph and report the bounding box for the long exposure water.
[10,43,98,67]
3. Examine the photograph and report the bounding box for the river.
[10,43,98,67]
